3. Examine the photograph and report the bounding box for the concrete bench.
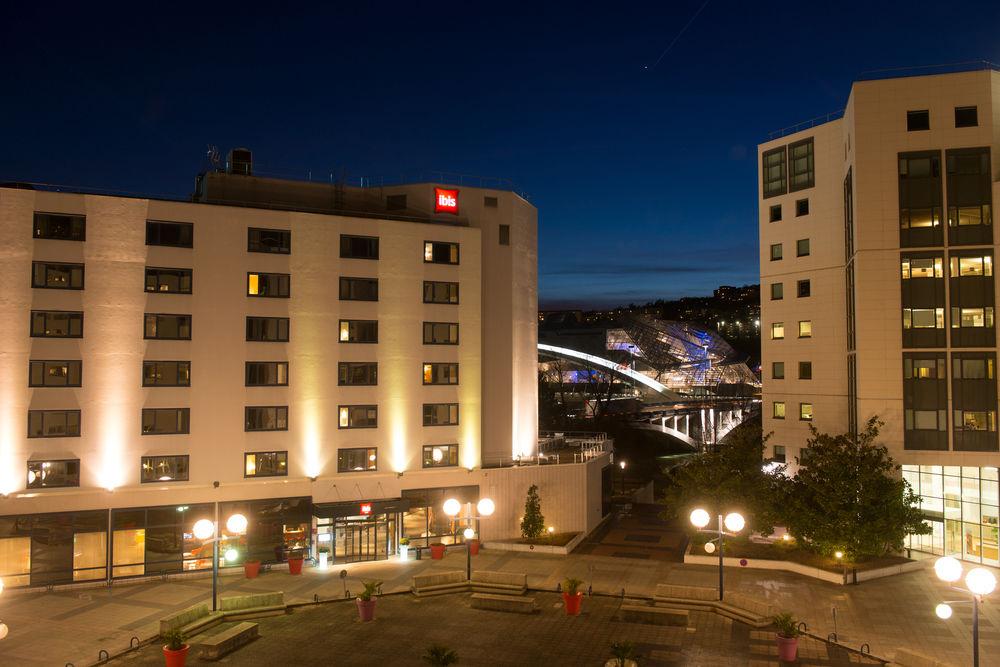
[470,593,536,614]
[160,602,221,637]
[412,570,468,597]
[653,583,773,628]
[199,622,259,661]
[219,591,286,619]
[891,648,956,667]
[619,603,688,627]
[471,570,528,594]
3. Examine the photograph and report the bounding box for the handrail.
[767,109,845,140]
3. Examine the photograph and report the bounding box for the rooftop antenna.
[206,145,222,170]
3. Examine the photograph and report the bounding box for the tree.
[785,416,930,560]
[520,484,545,539]
[660,418,786,535]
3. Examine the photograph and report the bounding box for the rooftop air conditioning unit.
[228,148,253,176]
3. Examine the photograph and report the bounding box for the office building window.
[423,363,459,385]
[247,272,290,298]
[146,220,193,248]
[772,362,784,379]
[145,267,192,294]
[796,239,810,257]
[27,459,80,488]
[957,410,997,431]
[141,408,189,435]
[423,322,459,345]
[796,199,809,216]
[245,362,288,386]
[901,252,946,348]
[907,110,930,132]
[338,362,378,386]
[424,241,459,264]
[144,314,191,340]
[903,353,948,451]
[28,410,81,438]
[339,277,378,301]
[141,456,189,483]
[247,228,290,254]
[423,403,459,426]
[30,310,83,338]
[788,138,815,191]
[499,224,510,245]
[338,405,377,429]
[797,280,810,298]
[772,402,785,419]
[339,319,377,343]
[798,321,812,338]
[950,249,995,347]
[423,444,459,468]
[769,205,782,222]
[946,148,992,246]
[905,409,948,431]
[899,151,943,247]
[246,316,289,342]
[32,261,84,289]
[423,281,459,304]
[952,352,999,451]
[142,361,191,387]
[762,146,786,198]
[770,283,783,300]
[770,244,782,261]
[955,106,978,128]
[340,235,379,260]
[772,445,786,463]
[33,213,85,241]
[244,451,287,478]
[901,257,944,279]
[799,403,813,421]
[903,308,945,330]
[799,361,812,380]
[245,406,288,432]
[771,323,784,340]
[338,448,377,473]
[844,168,854,260]
[29,360,82,387]
[484,196,499,208]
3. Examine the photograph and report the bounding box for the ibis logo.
[435,188,459,214]
[359,503,372,516]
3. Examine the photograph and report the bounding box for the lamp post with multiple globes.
[443,497,495,581]
[933,556,996,667]
[193,513,249,611]
[689,508,745,602]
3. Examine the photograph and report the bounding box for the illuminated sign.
[435,188,459,214]
[359,503,372,516]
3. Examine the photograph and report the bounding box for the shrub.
[520,485,545,539]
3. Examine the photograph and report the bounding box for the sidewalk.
[0,548,991,665]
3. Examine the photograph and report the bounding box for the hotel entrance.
[314,499,409,565]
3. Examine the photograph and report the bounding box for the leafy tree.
[520,484,545,539]
[785,416,929,560]
[660,418,786,535]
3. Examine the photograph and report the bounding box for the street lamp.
[933,556,996,667]
[0,576,6,641]
[619,460,627,494]
[444,497,495,581]
[194,514,249,611]
[690,508,745,601]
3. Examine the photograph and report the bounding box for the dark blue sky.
[3,2,999,308]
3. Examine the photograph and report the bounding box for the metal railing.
[767,109,845,140]
[856,59,999,82]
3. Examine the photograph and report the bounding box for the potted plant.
[243,558,261,579]
[773,612,800,662]
[562,577,584,616]
[605,640,637,667]
[162,629,188,667]
[287,548,304,575]
[399,537,410,560]
[430,542,446,559]
[422,644,459,665]
[357,580,382,622]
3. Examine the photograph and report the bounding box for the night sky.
[2,2,999,308]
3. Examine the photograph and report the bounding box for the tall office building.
[759,65,1000,566]
[0,155,608,587]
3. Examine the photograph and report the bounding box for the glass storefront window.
[0,536,31,587]
[74,532,107,581]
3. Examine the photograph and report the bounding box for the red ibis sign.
[359,503,372,516]
[435,188,459,214]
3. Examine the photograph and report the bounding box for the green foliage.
[660,419,785,535]
[785,417,930,560]
[772,612,800,638]
[399,537,410,546]
[610,640,636,666]
[162,628,185,651]
[358,580,382,601]
[520,485,545,539]
[563,577,583,595]
[423,644,459,666]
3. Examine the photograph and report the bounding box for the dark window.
[339,277,378,301]
[30,310,83,338]
[247,228,291,254]
[762,146,786,198]
[797,280,811,298]
[141,408,189,435]
[423,403,459,426]
[796,199,809,216]
[338,362,378,386]
[770,283,783,300]
[484,196,499,208]
[245,362,288,386]
[946,147,992,246]
[142,361,191,387]
[423,322,459,345]
[340,235,379,260]
[796,239,810,257]
[386,194,407,210]
[32,262,83,289]
[339,319,378,343]
[33,213,85,241]
[772,362,784,379]
[141,455,189,483]
[772,446,786,463]
[424,241,459,264]
[246,316,289,342]
[844,168,854,260]
[423,363,459,385]
[952,352,998,452]
[788,138,815,191]
[955,106,978,128]
[27,459,80,488]
[423,444,459,468]
[247,272,290,298]
[29,360,82,387]
[907,110,930,132]
[144,314,191,340]
[244,451,287,477]
[245,406,288,431]
[145,267,192,294]
[899,151,943,247]
[903,353,948,450]
[423,281,459,304]
[338,447,377,473]
[770,244,782,261]
[499,224,510,245]
[338,405,377,429]
[769,205,782,223]
[798,361,812,380]
[146,220,193,248]
[28,410,81,438]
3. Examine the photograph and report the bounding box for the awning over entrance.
[313,498,411,519]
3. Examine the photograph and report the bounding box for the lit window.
[798,321,812,338]
[901,257,943,279]
[244,451,287,477]
[951,256,993,277]
[771,323,784,340]
[424,241,459,264]
[339,405,378,429]
[423,444,459,468]
[141,455,189,483]
[423,363,459,385]
[339,320,378,343]
[903,308,945,329]
[799,403,813,421]
[772,402,785,419]
[770,244,783,261]
[952,307,994,329]
[27,459,80,488]
[955,411,997,432]
[423,403,459,426]
[247,272,290,298]
[337,448,377,473]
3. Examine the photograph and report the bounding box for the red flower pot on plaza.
[430,543,446,559]
[357,597,377,622]
[562,591,583,616]
[287,556,304,575]
[776,635,798,662]
[163,644,189,667]
[468,539,480,556]
[244,560,261,579]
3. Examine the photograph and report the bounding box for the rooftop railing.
[856,59,999,82]
[766,109,845,141]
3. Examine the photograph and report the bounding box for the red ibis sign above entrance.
[359,503,373,516]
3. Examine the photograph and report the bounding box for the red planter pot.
[562,591,583,616]
[287,557,304,575]
[430,543,446,560]
[357,598,377,622]
[163,644,189,667]
[468,539,480,556]
[244,560,261,579]
[776,635,798,662]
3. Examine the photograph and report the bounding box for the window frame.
[244,450,288,478]
[140,408,190,436]
[788,137,815,192]
[772,362,785,379]
[31,261,84,290]
[27,409,81,438]
[246,272,290,298]
[796,238,810,257]
[30,310,83,338]
[907,110,930,132]
[770,283,783,300]
[423,281,460,305]
[26,458,81,488]
[338,362,378,386]
[769,205,782,223]
[770,244,782,261]
[244,405,289,432]
[33,212,86,241]
[246,316,290,342]
[245,361,289,387]
[140,455,190,484]
[762,146,787,199]
[142,360,191,387]
[797,279,811,298]
[339,276,379,302]
[955,106,978,128]
[799,403,814,421]
[795,199,809,217]
[423,362,459,385]
[247,227,291,254]
[338,404,378,429]
[423,402,459,427]
[143,313,192,340]
[423,241,460,265]
[423,321,459,345]
[339,319,378,344]
[145,220,194,248]
[798,361,813,380]
[337,447,378,473]
[29,360,82,388]
[422,444,459,468]
[144,267,193,294]
[340,234,380,260]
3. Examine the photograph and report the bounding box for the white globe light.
[724,512,745,533]
[934,556,963,583]
[224,548,239,563]
[704,541,716,554]
[443,498,462,517]
[834,551,844,560]
[0,623,7,640]
[966,567,997,596]
[477,498,495,517]
[462,527,475,540]
[432,448,443,462]
[0,577,4,594]
[935,603,953,620]
[226,513,248,535]
[193,519,215,540]
[690,509,710,529]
